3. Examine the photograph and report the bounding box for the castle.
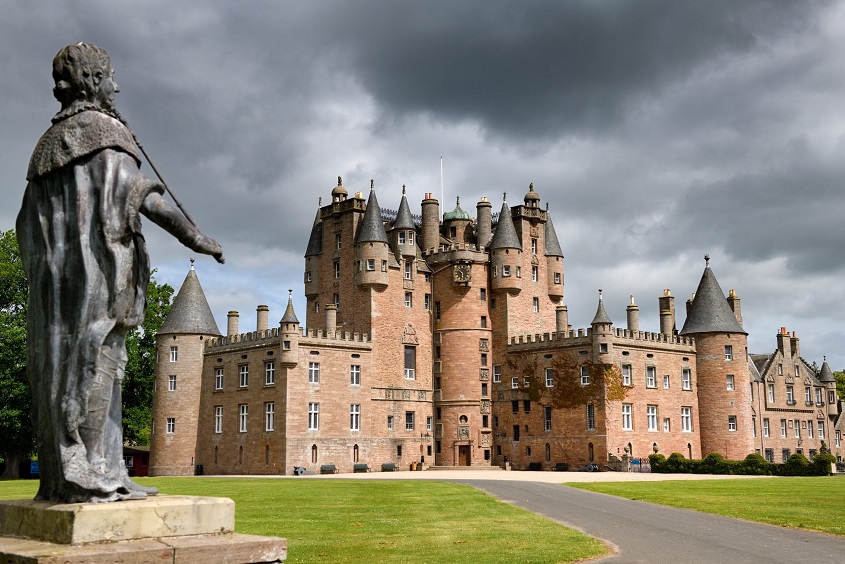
[148,178,843,475]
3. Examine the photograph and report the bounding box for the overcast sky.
[2,1,844,370]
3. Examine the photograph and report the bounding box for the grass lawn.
[571,476,845,536]
[0,478,606,564]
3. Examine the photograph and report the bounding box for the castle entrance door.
[458,445,471,466]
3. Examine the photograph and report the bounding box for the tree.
[122,273,174,445]
[0,230,33,479]
[834,370,845,402]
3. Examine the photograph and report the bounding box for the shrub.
[739,453,772,475]
[648,453,666,472]
[660,452,689,473]
[812,453,836,476]
[782,453,810,476]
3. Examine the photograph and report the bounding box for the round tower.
[392,185,417,258]
[544,205,564,300]
[489,196,522,294]
[679,256,754,460]
[279,290,300,368]
[355,182,390,289]
[304,197,323,301]
[626,295,640,333]
[150,260,222,477]
[420,193,440,253]
[590,290,614,361]
[443,197,473,245]
[476,197,492,250]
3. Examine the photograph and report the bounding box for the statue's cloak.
[17,109,161,502]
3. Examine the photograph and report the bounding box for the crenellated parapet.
[205,326,371,353]
[506,326,695,354]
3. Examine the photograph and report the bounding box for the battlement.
[422,242,487,258]
[612,327,695,347]
[301,328,371,343]
[507,326,695,352]
[205,326,371,352]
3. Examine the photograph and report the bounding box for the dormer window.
[398,232,406,245]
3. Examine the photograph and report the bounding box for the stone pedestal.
[0,495,286,563]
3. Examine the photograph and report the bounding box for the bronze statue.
[16,43,223,502]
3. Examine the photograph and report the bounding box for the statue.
[16,43,224,503]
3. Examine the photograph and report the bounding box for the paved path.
[301,470,845,563]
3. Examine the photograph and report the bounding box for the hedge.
[648,452,836,476]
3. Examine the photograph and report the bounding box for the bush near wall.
[648,452,836,477]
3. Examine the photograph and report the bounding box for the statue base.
[0,495,286,563]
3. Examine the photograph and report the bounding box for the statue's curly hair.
[52,43,111,108]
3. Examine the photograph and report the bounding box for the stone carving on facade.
[479,338,489,352]
[480,432,491,447]
[402,389,411,400]
[479,368,489,381]
[481,400,491,414]
[402,323,419,345]
[417,390,427,401]
[384,389,393,400]
[457,425,470,440]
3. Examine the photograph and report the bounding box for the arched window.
[545,443,551,462]
[588,442,594,463]
[311,444,318,463]
[353,444,359,463]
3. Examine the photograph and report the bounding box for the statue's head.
[52,43,119,112]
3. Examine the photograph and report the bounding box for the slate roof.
[280,291,299,324]
[544,211,563,257]
[679,259,746,335]
[819,360,835,382]
[488,200,521,250]
[304,204,323,257]
[392,188,415,230]
[355,188,389,244]
[591,291,613,325]
[159,266,221,336]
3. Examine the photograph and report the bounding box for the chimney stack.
[227,311,239,337]
[257,305,269,332]
[555,304,569,335]
[476,197,492,250]
[658,289,675,335]
[727,289,742,327]
[325,303,337,337]
[626,295,640,333]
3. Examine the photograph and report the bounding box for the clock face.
[453,263,471,283]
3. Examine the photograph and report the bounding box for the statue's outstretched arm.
[141,191,225,263]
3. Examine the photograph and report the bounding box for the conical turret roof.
[443,197,472,221]
[159,263,221,335]
[392,186,416,230]
[280,290,299,324]
[544,209,563,257]
[679,256,747,335]
[591,290,613,325]
[304,200,323,257]
[489,197,521,250]
[819,358,835,382]
[355,185,389,244]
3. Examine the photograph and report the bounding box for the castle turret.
[626,295,640,333]
[420,193,440,253]
[476,197,492,250]
[355,182,390,289]
[680,255,753,460]
[279,289,300,368]
[443,197,472,245]
[819,357,838,419]
[304,198,322,299]
[150,260,222,477]
[544,206,564,300]
[489,196,522,294]
[590,290,614,363]
[659,289,675,336]
[392,185,417,258]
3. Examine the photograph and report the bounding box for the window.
[586,403,595,431]
[239,365,249,388]
[306,270,313,282]
[804,386,811,405]
[511,377,518,389]
[523,400,531,413]
[622,365,631,386]
[726,374,734,391]
[663,418,670,432]
[336,234,342,249]
[426,417,433,431]
[404,261,412,280]
[777,363,783,375]
[308,403,319,430]
[265,402,275,431]
[366,259,375,271]
[387,415,394,431]
[166,417,175,434]
[580,366,590,386]
[170,346,178,362]
[480,353,488,367]
[681,407,692,432]
[794,364,800,377]
[481,383,488,396]
[782,449,791,462]
[765,449,774,463]
[819,420,825,439]
[544,406,553,432]
[502,265,511,277]
[265,362,275,385]
[381,260,387,272]
[397,444,403,457]
[424,294,431,311]
[215,367,223,390]
[350,365,361,386]
[214,406,223,434]
[334,261,340,279]
[350,404,361,431]
[168,375,176,391]
[531,239,537,254]
[815,388,823,406]
[599,343,608,353]
[545,368,554,388]
[554,272,561,284]
[532,297,539,312]
[404,346,416,379]
[829,390,836,404]
[780,419,787,438]
[763,418,770,437]
[435,302,441,320]
[398,231,406,245]
[404,292,412,308]
[523,376,530,387]
[480,288,487,301]
[767,383,775,403]
[786,386,795,405]
[405,411,415,431]
[493,365,502,383]
[333,293,340,308]
[408,231,414,245]
[480,315,487,328]
[516,266,521,278]
[728,415,737,431]
[513,425,520,441]
[646,366,656,388]
[836,431,841,448]
[239,404,248,432]
[622,404,632,430]
[807,420,814,438]
[794,419,801,439]
[682,369,692,390]
[309,362,320,384]
[663,374,670,389]
[724,345,732,361]
[647,405,658,431]
[512,400,519,414]
[531,265,538,282]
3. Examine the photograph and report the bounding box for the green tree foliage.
[834,370,845,401]
[123,273,173,445]
[0,230,33,479]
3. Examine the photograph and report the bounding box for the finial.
[630,294,635,305]
[599,289,603,300]
[338,176,342,186]
[503,192,507,202]
[456,196,460,206]
[529,182,534,191]
[288,289,293,297]
[370,179,374,190]
[546,202,549,211]
[318,196,322,206]
[402,184,406,194]
[704,254,710,267]
[824,355,826,362]
[190,257,195,270]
